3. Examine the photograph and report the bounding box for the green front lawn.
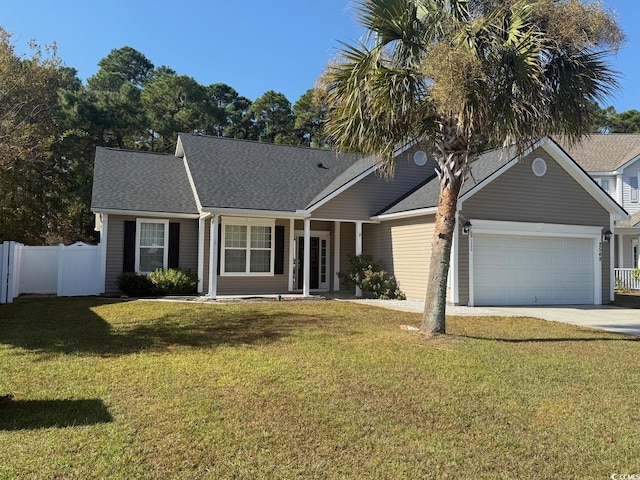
[1,298,638,478]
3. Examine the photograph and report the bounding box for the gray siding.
[339,222,356,292]
[364,216,434,300]
[105,215,198,295]
[458,147,611,305]
[311,145,436,220]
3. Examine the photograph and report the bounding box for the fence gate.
[0,241,102,304]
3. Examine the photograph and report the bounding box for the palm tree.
[323,0,623,335]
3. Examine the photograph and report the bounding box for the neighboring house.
[91,133,626,306]
[558,135,640,281]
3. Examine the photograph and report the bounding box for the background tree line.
[0,33,328,245]
[0,28,637,246]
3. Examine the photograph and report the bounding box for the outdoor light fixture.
[462,221,472,235]
[603,230,613,242]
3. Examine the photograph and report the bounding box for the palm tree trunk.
[421,176,463,335]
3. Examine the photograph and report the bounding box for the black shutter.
[168,222,180,269]
[216,225,222,275]
[123,221,136,272]
[274,225,285,274]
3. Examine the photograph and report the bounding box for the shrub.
[338,254,406,300]
[117,272,154,297]
[148,268,198,295]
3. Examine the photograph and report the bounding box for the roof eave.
[91,208,200,219]
[200,206,310,219]
[371,206,438,221]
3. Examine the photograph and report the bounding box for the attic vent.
[413,150,428,166]
[532,157,547,177]
[317,162,329,169]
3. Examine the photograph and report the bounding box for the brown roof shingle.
[555,134,640,172]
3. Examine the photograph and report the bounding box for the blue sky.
[3,0,639,110]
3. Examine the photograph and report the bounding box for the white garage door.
[473,234,595,306]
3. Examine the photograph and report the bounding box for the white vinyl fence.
[0,241,102,304]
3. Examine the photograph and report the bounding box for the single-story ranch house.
[91,133,630,306]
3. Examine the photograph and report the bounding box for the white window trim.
[220,217,275,276]
[135,218,169,274]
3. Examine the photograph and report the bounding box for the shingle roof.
[91,147,198,214]
[616,210,640,228]
[178,133,366,212]
[554,134,640,172]
[380,147,518,214]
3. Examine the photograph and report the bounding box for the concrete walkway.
[346,299,640,337]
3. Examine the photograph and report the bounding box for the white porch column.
[303,218,311,297]
[610,220,615,302]
[333,221,341,291]
[355,221,363,297]
[637,234,640,268]
[450,215,459,304]
[208,215,219,299]
[288,219,295,292]
[617,233,624,268]
[99,213,108,294]
[197,216,206,293]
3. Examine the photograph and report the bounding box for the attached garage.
[469,221,602,306]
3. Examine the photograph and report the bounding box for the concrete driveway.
[345,299,640,337]
[480,305,640,337]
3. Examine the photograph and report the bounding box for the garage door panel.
[473,234,594,306]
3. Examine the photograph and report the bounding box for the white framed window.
[221,217,275,275]
[629,175,639,203]
[135,219,169,273]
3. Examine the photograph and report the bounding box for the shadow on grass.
[0,397,112,430]
[0,297,336,356]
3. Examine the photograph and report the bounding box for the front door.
[295,233,330,291]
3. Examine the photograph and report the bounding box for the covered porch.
[199,213,374,299]
[614,223,640,290]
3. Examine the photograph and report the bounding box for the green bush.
[148,268,198,295]
[117,272,154,297]
[338,254,406,300]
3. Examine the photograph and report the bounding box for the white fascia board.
[306,164,379,212]
[311,217,378,224]
[471,219,603,238]
[393,140,418,156]
[542,140,628,220]
[371,207,438,222]
[182,154,203,212]
[202,207,309,219]
[588,170,619,176]
[91,209,200,219]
